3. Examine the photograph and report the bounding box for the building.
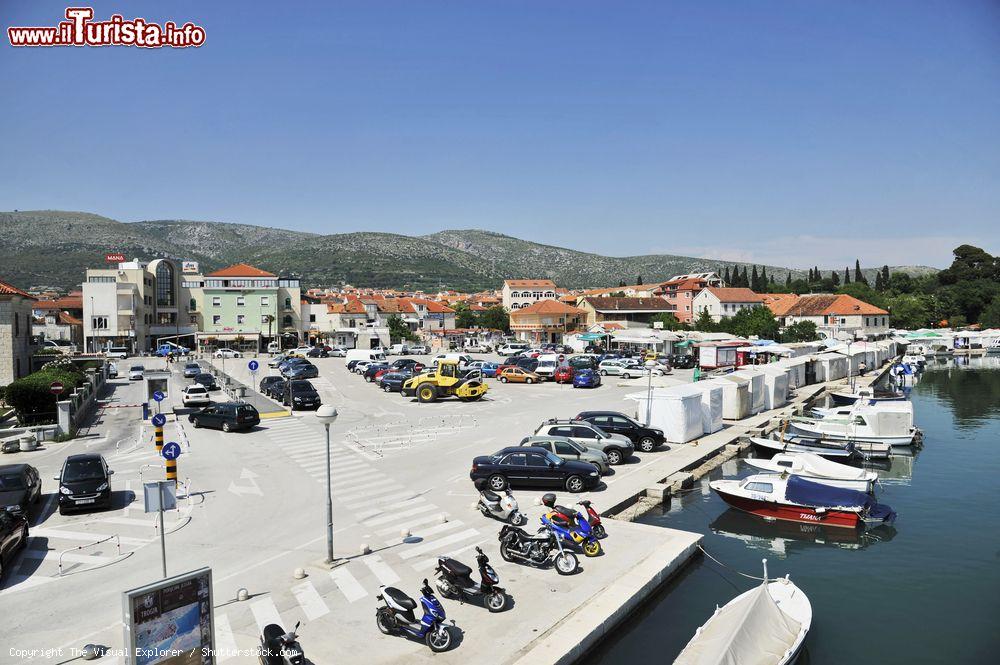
[0,280,36,385]
[656,276,715,323]
[509,299,585,343]
[759,293,800,318]
[502,279,558,311]
[692,287,764,322]
[778,294,890,340]
[577,297,676,327]
[667,271,724,286]
[32,295,84,347]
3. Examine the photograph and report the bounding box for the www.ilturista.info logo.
[8,7,205,48]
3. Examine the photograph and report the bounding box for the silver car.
[519,436,611,475]
[533,419,635,465]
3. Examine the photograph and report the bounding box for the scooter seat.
[548,513,570,527]
[383,586,417,610]
[439,557,472,578]
[554,505,576,517]
[481,489,501,503]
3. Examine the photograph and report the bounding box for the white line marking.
[376,512,451,536]
[344,491,417,508]
[413,539,488,571]
[329,567,367,603]
[28,529,148,546]
[249,597,284,634]
[291,581,331,620]
[361,554,400,587]
[399,528,480,560]
[362,503,435,526]
[214,614,239,662]
[21,549,117,565]
[408,520,465,541]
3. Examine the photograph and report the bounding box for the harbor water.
[587,356,1000,665]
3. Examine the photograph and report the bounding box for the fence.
[56,367,107,435]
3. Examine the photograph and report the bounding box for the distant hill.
[0,210,939,292]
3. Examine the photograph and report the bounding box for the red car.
[553,366,575,384]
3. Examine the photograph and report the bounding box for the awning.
[675,340,693,347]
[578,332,609,341]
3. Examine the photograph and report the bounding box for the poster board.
[122,567,215,665]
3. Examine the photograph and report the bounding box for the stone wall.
[0,297,34,386]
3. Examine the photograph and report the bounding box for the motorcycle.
[498,522,579,575]
[544,495,607,540]
[375,579,453,652]
[541,493,602,557]
[475,478,527,525]
[259,621,305,665]
[435,546,507,612]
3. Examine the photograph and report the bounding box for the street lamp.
[644,360,657,426]
[316,405,339,564]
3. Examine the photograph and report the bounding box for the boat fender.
[815,507,827,514]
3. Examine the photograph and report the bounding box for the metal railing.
[57,534,122,576]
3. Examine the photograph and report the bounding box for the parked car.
[183,362,202,378]
[669,354,697,370]
[573,368,602,389]
[106,346,129,359]
[128,365,144,381]
[0,464,42,518]
[284,380,321,410]
[498,367,541,384]
[54,454,114,514]
[181,384,212,408]
[389,343,410,355]
[568,355,599,371]
[363,362,390,383]
[0,509,28,581]
[214,348,243,359]
[268,353,291,368]
[575,411,665,453]
[463,342,491,353]
[497,343,529,356]
[553,365,575,383]
[467,361,499,378]
[407,344,429,355]
[194,373,219,390]
[278,357,310,373]
[534,354,561,380]
[389,358,424,372]
[519,436,610,475]
[470,446,600,493]
[188,402,260,432]
[598,359,653,378]
[533,419,635,465]
[306,347,329,358]
[157,343,190,357]
[284,363,319,379]
[329,346,348,357]
[259,376,286,400]
[107,362,118,379]
[378,371,410,392]
[289,346,316,357]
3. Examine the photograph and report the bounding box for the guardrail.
[58,534,122,576]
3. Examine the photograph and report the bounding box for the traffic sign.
[161,442,182,461]
[151,413,167,427]
[248,360,259,372]
[49,381,64,395]
[152,390,165,402]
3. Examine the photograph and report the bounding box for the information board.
[122,567,215,664]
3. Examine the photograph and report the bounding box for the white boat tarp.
[689,381,724,433]
[625,385,703,443]
[754,365,789,410]
[729,370,765,415]
[674,581,802,665]
[703,377,749,420]
[747,452,874,481]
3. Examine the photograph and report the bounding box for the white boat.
[749,435,857,459]
[673,560,811,665]
[745,453,878,493]
[787,401,917,447]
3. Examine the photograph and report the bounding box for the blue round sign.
[152,390,165,402]
[151,413,167,427]
[161,442,182,460]
[248,360,260,372]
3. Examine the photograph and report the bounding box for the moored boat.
[709,473,896,529]
[673,559,811,665]
[744,452,878,493]
[786,401,918,447]
[829,387,906,406]
[748,435,858,459]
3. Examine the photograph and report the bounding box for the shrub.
[4,363,86,425]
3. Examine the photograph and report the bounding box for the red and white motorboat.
[709,474,896,529]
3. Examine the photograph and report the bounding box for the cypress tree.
[785,272,792,288]
[636,275,643,285]
[844,267,851,284]
[741,266,749,287]
[874,271,884,291]
[854,259,865,284]
[723,266,731,285]
[831,270,840,286]
[760,266,768,289]
[751,265,759,291]
[881,265,890,288]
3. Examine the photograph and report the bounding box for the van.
[497,342,529,355]
[107,346,129,359]
[389,344,409,355]
[344,349,387,367]
[534,353,560,380]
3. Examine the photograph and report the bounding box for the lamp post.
[644,359,656,426]
[316,405,339,564]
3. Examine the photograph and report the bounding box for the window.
[261,315,270,325]
[550,426,573,437]
[189,315,198,325]
[14,312,19,336]
[189,298,197,311]
[88,275,115,283]
[237,296,245,307]
[744,482,774,493]
[212,297,221,307]
[237,315,245,324]
[91,316,108,330]
[572,426,597,438]
[260,296,269,307]
[283,315,293,328]
[284,297,292,309]
[212,315,221,325]
[309,314,316,323]
[554,442,576,456]
[526,453,548,467]
[155,262,175,306]
[853,416,868,426]
[502,453,526,467]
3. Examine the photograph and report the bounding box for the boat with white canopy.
[745,452,878,493]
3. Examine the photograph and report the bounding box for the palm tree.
[264,314,275,352]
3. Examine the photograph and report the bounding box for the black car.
[568,355,598,371]
[363,362,390,383]
[515,357,539,372]
[0,464,42,518]
[575,411,666,453]
[306,347,329,358]
[284,380,321,410]
[378,370,412,392]
[0,508,29,581]
[669,354,697,370]
[389,358,424,373]
[194,373,219,390]
[55,454,114,515]
[284,362,319,379]
[259,376,286,400]
[188,402,260,432]
[470,446,600,493]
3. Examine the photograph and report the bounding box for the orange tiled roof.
[504,279,556,288]
[205,263,276,278]
[759,293,800,316]
[511,299,585,316]
[704,287,763,303]
[784,294,888,316]
[0,280,35,299]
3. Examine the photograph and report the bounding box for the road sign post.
[248,360,259,391]
[162,442,181,486]
[143,481,177,578]
[151,413,166,455]
[49,381,65,396]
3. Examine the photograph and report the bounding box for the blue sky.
[2,0,998,268]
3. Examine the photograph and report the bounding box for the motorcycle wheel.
[375,609,395,635]
[499,541,517,563]
[594,524,608,539]
[486,590,507,612]
[583,540,602,557]
[426,625,452,652]
[554,552,579,575]
[509,511,527,526]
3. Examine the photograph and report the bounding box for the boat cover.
[773,453,871,481]
[785,475,869,508]
[674,582,801,665]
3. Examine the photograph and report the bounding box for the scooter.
[435,546,507,612]
[547,497,607,539]
[375,579,453,652]
[259,621,305,665]
[498,522,579,575]
[475,478,527,526]
[541,493,602,557]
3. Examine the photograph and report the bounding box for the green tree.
[854,259,866,284]
[886,294,933,330]
[693,309,716,331]
[889,271,914,293]
[724,266,731,285]
[781,320,819,343]
[837,282,887,309]
[723,305,779,340]
[844,267,851,284]
[979,297,1000,329]
[938,244,997,285]
[649,312,685,331]
[477,305,510,332]
[386,315,418,343]
[751,265,759,291]
[452,302,478,329]
[831,270,840,287]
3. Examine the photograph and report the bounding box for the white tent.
[625,385,703,443]
[814,352,848,381]
[729,369,765,415]
[775,356,808,389]
[704,377,749,420]
[755,365,789,409]
[689,381,724,433]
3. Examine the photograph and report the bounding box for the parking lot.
[1,352,702,664]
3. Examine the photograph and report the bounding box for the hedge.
[4,361,87,425]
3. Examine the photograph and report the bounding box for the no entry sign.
[50,381,64,395]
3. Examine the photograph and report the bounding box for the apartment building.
[502,279,558,311]
[692,287,764,322]
[576,297,676,327]
[778,294,890,340]
[0,279,36,385]
[509,299,585,343]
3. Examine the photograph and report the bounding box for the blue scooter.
[542,493,602,557]
[375,579,453,652]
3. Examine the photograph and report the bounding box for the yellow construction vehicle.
[401,359,488,403]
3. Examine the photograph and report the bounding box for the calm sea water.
[587,356,1000,665]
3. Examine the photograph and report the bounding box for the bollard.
[293,568,306,580]
[154,424,163,456]
[165,455,178,487]
[237,588,249,601]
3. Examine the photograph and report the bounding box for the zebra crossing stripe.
[28,528,148,546]
[375,512,449,536]
[291,581,330,620]
[344,491,416,508]
[398,528,480,560]
[249,597,283,633]
[362,503,435,526]
[413,539,488,571]
[335,472,388,490]
[361,554,400,587]
[214,613,240,662]
[338,484,400,502]
[409,520,465,541]
[20,549,118,565]
[329,567,367,603]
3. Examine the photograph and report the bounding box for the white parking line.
[291,581,331,620]
[214,614,239,662]
[398,528,480,560]
[329,567,367,603]
[361,554,400,587]
[249,597,284,634]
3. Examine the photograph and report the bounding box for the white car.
[599,360,663,379]
[107,347,129,360]
[329,346,348,357]
[128,365,144,381]
[214,349,243,359]
[497,344,528,355]
[463,342,491,353]
[407,344,429,355]
[107,362,118,379]
[181,384,211,407]
[353,360,373,374]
